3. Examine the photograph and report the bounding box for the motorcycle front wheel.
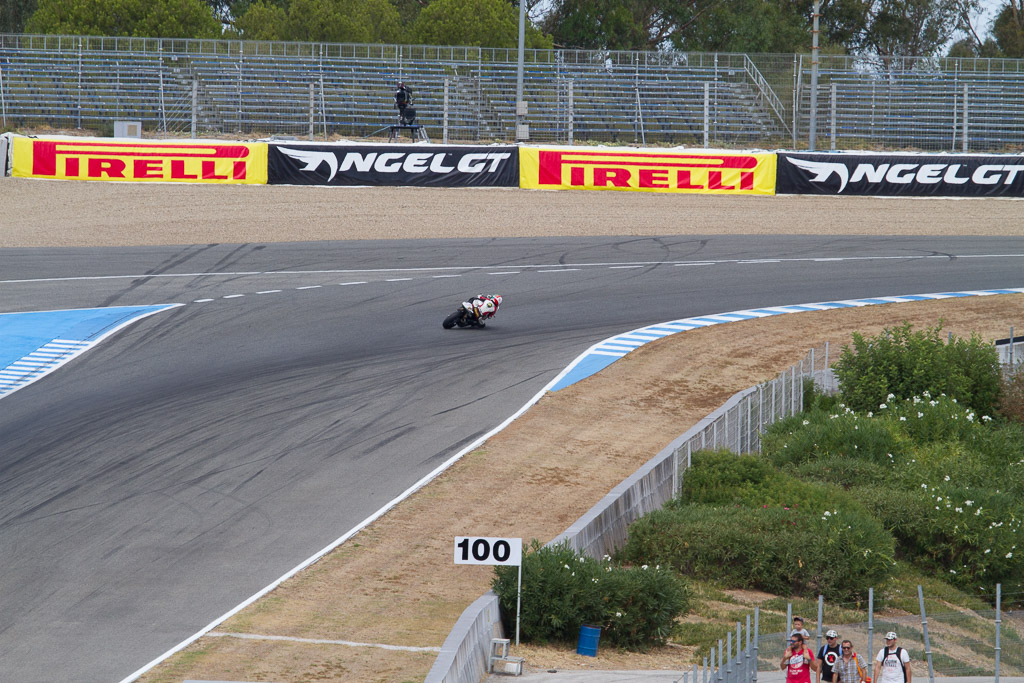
[442,311,461,329]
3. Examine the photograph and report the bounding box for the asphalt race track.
[2,235,1024,681]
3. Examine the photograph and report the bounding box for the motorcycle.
[442,297,500,329]
[442,304,486,329]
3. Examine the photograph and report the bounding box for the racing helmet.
[493,295,502,306]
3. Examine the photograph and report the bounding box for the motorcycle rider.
[465,294,502,327]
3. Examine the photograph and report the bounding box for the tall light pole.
[809,0,820,150]
[515,0,528,141]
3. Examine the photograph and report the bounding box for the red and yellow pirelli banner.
[11,137,268,184]
[520,147,776,195]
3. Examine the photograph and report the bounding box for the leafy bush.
[767,388,1024,594]
[492,541,690,650]
[619,501,894,602]
[762,407,911,469]
[834,322,1001,416]
[999,364,1024,422]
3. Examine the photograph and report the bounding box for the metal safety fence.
[2,34,1023,151]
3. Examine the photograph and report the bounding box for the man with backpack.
[815,629,842,683]
[874,631,911,683]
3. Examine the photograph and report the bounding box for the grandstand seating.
[1,34,1021,150]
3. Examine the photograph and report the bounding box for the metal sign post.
[454,536,523,645]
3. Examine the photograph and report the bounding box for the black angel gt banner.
[777,152,1024,197]
[268,143,518,187]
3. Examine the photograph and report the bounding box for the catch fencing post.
[771,380,776,425]
[816,595,824,653]
[308,83,314,140]
[996,583,1002,683]
[719,639,724,682]
[710,647,716,683]
[962,84,968,152]
[567,79,574,144]
[918,585,935,683]
[867,588,874,663]
[727,631,733,682]
[1010,327,1015,368]
[443,79,449,144]
[791,366,796,415]
[745,615,751,683]
[746,393,752,453]
[753,607,759,683]
[703,82,710,148]
[319,75,327,140]
[672,447,679,498]
[704,655,709,683]
[191,79,198,138]
[830,82,836,151]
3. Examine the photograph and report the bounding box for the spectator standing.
[816,629,842,683]
[836,639,871,683]
[782,633,816,683]
[874,631,911,683]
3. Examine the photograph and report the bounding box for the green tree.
[26,0,221,37]
[1,0,38,33]
[859,0,962,57]
[993,0,1024,56]
[679,0,811,52]
[413,0,551,48]
[539,0,663,50]
[235,0,402,42]
[540,0,868,53]
[232,0,287,38]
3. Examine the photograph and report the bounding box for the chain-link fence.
[3,34,1023,150]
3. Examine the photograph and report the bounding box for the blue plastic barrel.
[576,624,601,657]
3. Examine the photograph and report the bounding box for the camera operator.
[394,81,414,125]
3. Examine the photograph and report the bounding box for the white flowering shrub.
[764,385,1024,594]
[834,322,1000,416]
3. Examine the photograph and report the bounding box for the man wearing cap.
[874,631,911,683]
[816,629,842,683]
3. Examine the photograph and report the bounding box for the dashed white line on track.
[296,285,322,290]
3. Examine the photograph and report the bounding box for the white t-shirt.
[876,646,910,683]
